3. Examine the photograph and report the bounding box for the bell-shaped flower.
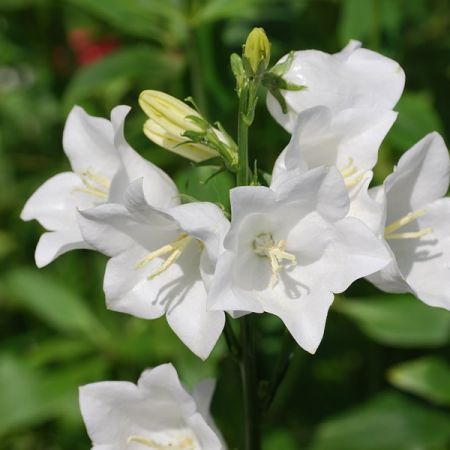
[266,40,405,133]
[79,363,225,450]
[271,106,397,189]
[270,106,396,232]
[78,179,228,359]
[366,132,450,310]
[21,105,178,268]
[208,167,390,353]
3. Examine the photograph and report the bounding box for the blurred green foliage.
[0,0,449,449]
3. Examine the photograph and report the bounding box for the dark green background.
[1,0,449,449]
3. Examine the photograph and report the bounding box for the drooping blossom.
[267,40,405,133]
[208,167,390,353]
[367,132,450,310]
[21,105,177,267]
[78,179,228,359]
[79,363,225,449]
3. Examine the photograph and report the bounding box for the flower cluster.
[22,32,449,449]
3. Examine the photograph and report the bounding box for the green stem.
[240,316,261,450]
[237,87,250,186]
[263,330,296,413]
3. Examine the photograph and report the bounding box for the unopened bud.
[139,90,218,162]
[244,27,271,74]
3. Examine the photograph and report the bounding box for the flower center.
[339,158,365,188]
[384,209,432,240]
[135,233,193,280]
[74,169,110,199]
[252,233,297,287]
[127,435,195,449]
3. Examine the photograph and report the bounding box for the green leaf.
[335,294,450,347]
[310,391,450,450]
[387,91,444,151]
[0,354,106,436]
[65,0,185,43]
[5,267,106,340]
[388,356,450,406]
[63,45,184,110]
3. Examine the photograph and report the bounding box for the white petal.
[187,413,224,450]
[365,244,411,294]
[63,106,119,178]
[311,217,391,293]
[79,380,142,448]
[267,42,405,132]
[275,166,349,222]
[137,364,196,416]
[166,277,225,360]
[385,132,450,220]
[167,202,230,265]
[283,107,396,172]
[78,204,154,257]
[35,229,91,268]
[261,285,334,354]
[208,251,264,313]
[21,172,91,230]
[109,105,180,208]
[348,171,386,234]
[398,198,450,309]
[103,246,168,320]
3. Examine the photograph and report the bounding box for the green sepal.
[230,53,245,95]
[185,114,209,131]
[270,51,295,77]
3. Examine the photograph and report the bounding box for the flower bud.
[244,27,271,74]
[139,90,218,162]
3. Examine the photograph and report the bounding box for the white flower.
[271,105,397,190]
[367,132,450,310]
[267,40,405,133]
[208,167,390,353]
[78,179,228,359]
[21,105,178,268]
[270,105,396,233]
[79,363,225,450]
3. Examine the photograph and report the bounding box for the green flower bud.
[243,27,271,74]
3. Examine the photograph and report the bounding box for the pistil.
[384,209,432,240]
[252,233,297,287]
[135,233,192,280]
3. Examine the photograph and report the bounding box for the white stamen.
[127,435,194,449]
[135,233,192,280]
[384,209,433,240]
[74,170,110,199]
[252,233,297,287]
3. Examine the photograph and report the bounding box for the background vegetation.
[1,0,449,448]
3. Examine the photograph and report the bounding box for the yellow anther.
[253,233,297,287]
[135,233,192,280]
[339,158,365,189]
[384,209,433,240]
[127,435,195,449]
[73,169,110,199]
[340,158,357,178]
